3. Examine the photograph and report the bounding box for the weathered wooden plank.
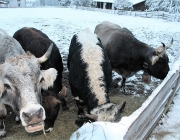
[123,68,180,140]
[164,72,180,114]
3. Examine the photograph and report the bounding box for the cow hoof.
[0,130,6,137]
[45,127,53,133]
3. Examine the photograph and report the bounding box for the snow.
[1,7,180,140]
[145,0,180,13]
[92,0,115,3]
[149,91,180,140]
[129,0,145,5]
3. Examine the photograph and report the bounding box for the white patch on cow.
[151,46,166,65]
[20,104,46,127]
[90,103,121,122]
[41,68,57,90]
[77,29,107,105]
[155,46,165,54]
[74,96,80,100]
[45,127,53,133]
[0,129,6,137]
[0,79,4,98]
[151,55,159,65]
[0,101,7,116]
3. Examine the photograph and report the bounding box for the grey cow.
[0,29,57,137]
[95,21,172,91]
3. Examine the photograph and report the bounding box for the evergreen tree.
[59,0,71,6]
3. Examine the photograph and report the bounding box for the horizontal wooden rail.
[123,58,180,140]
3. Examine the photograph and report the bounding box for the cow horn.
[161,42,165,47]
[85,114,98,120]
[165,38,173,49]
[38,43,53,64]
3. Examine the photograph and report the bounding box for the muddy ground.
[2,55,161,140]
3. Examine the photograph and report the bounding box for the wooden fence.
[123,57,180,139]
[72,6,180,22]
[117,10,180,22]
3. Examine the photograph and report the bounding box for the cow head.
[89,101,126,122]
[42,86,67,133]
[146,39,173,80]
[0,44,57,133]
[75,101,126,127]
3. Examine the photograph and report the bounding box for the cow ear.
[43,96,61,107]
[41,68,57,90]
[151,55,159,65]
[58,86,67,99]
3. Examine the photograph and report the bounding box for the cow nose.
[20,104,46,133]
[22,108,44,125]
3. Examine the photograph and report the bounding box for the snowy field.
[1,7,180,140]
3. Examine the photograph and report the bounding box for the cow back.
[13,27,63,94]
[0,32,25,63]
[94,21,121,48]
[68,29,112,111]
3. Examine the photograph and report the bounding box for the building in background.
[93,0,115,10]
[1,0,26,7]
[0,0,8,7]
[130,0,147,11]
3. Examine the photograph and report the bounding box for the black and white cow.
[94,21,173,90]
[13,27,67,133]
[67,29,125,126]
[0,29,58,137]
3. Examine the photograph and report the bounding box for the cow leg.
[74,97,85,118]
[0,102,7,137]
[120,77,126,93]
[58,86,69,111]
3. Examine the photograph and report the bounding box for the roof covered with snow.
[0,0,8,4]
[129,0,145,5]
[92,0,145,4]
[92,0,115,3]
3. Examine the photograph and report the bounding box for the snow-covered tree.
[146,0,180,13]
[71,0,92,7]
[59,0,71,6]
[114,0,132,10]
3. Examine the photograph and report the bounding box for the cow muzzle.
[20,104,46,133]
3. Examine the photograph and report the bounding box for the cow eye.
[40,77,44,83]
[4,84,11,90]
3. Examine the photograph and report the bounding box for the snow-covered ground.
[1,7,180,140]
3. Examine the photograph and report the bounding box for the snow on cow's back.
[77,28,107,105]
